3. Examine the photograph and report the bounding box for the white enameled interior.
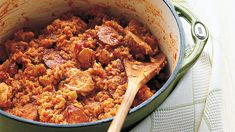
[0,0,180,74]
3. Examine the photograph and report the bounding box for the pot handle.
[172,1,209,75]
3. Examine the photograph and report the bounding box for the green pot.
[0,0,209,131]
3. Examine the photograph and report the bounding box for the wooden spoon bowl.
[108,53,167,132]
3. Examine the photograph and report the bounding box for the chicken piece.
[0,83,10,108]
[65,68,95,96]
[7,103,38,120]
[97,25,122,46]
[104,21,124,34]
[43,49,66,68]
[63,105,89,124]
[127,20,159,55]
[124,30,152,60]
[76,48,95,69]
[20,103,38,120]
[96,49,113,65]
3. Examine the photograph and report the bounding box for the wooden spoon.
[108,53,167,132]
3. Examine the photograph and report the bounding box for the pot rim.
[0,0,185,128]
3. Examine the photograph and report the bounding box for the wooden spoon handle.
[108,82,140,132]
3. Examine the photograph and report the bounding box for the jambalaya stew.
[0,7,168,124]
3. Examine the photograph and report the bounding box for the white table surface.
[214,0,235,131]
